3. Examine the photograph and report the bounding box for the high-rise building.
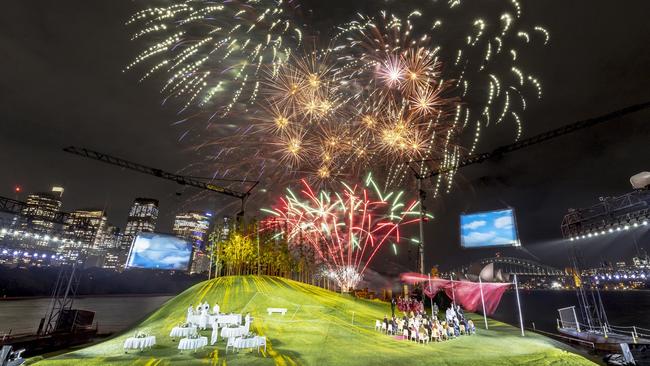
[173,211,211,274]
[120,198,159,250]
[99,224,121,249]
[173,211,211,248]
[63,209,107,249]
[20,186,64,239]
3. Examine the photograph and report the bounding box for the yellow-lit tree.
[222,233,256,275]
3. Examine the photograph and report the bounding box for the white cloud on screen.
[494,215,513,229]
[462,220,487,230]
[463,231,497,245]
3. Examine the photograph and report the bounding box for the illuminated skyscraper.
[63,209,107,249]
[173,211,211,248]
[120,198,159,250]
[20,186,64,239]
[173,211,211,274]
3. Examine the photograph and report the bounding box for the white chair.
[381,322,387,333]
[410,331,417,342]
[226,337,238,354]
[257,336,267,353]
[402,329,408,339]
[375,320,381,331]
[459,324,466,335]
[387,324,393,335]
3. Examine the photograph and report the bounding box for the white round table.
[170,326,197,338]
[123,336,156,351]
[178,336,208,352]
[221,326,247,339]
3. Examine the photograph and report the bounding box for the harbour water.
[0,295,172,336]
[491,290,650,334]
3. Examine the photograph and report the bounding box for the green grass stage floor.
[27,275,596,366]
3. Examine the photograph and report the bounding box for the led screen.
[460,209,520,248]
[126,232,192,270]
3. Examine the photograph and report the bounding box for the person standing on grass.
[391,296,396,317]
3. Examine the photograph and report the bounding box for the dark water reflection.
[0,296,172,335]
[491,290,650,333]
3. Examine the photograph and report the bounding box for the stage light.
[608,228,614,233]
[0,229,6,234]
[624,225,630,230]
[570,237,575,241]
[1,250,6,254]
[643,220,648,225]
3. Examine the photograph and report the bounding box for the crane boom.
[62,146,258,216]
[412,101,650,179]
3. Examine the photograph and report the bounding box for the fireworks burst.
[261,173,424,291]
[126,0,302,116]
[128,0,548,198]
[332,2,548,191]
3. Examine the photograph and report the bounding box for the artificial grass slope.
[31,275,595,366]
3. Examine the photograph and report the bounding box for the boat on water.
[556,307,650,352]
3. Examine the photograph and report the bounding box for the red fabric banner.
[399,272,510,315]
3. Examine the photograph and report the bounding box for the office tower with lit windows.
[100,224,121,249]
[20,186,64,240]
[173,211,211,274]
[120,198,159,250]
[63,209,107,249]
[173,212,211,247]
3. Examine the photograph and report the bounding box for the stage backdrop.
[126,232,193,271]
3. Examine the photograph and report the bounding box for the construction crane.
[62,146,258,220]
[410,101,650,180]
[407,101,650,274]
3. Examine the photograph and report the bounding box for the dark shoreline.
[0,293,175,301]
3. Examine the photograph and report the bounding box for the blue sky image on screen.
[126,233,192,270]
[460,209,520,248]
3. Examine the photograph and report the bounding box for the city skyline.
[1,0,649,272]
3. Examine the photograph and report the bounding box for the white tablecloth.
[123,336,156,350]
[221,326,247,339]
[234,336,265,350]
[188,313,242,329]
[178,336,208,351]
[214,314,242,326]
[170,326,197,338]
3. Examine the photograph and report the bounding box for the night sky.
[1,0,649,271]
